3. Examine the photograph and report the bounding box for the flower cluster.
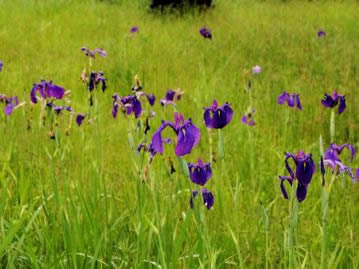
[277,92,302,110]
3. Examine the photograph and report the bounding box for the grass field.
[1,0,359,267]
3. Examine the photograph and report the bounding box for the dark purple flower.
[30,80,65,104]
[199,27,212,39]
[323,143,356,181]
[317,30,326,37]
[279,151,316,202]
[241,108,256,126]
[160,89,183,106]
[188,159,212,186]
[0,61,3,72]
[321,91,346,114]
[204,100,234,129]
[277,92,302,110]
[47,102,72,115]
[146,94,156,106]
[81,47,107,58]
[190,189,214,209]
[76,113,86,126]
[112,93,142,118]
[151,112,200,157]
[130,26,139,33]
[0,95,19,116]
[88,71,107,92]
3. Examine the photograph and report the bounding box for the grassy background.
[1,0,359,267]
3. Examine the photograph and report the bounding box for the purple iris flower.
[47,102,72,115]
[317,30,326,37]
[321,91,346,114]
[204,100,234,129]
[0,95,19,116]
[279,151,316,202]
[323,143,356,181]
[241,108,256,126]
[81,47,107,58]
[0,61,3,72]
[112,93,142,118]
[76,113,86,126]
[151,112,200,157]
[30,80,65,104]
[188,159,212,186]
[130,26,139,33]
[160,89,183,106]
[88,71,107,92]
[199,27,212,39]
[146,94,156,106]
[190,189,214,209]
[277,92,302,110]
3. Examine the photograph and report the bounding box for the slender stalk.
[330,110,335,143]
[218,128,224,160]
[321,185,329,269]
[208,128,213,163]
[288,181,298,269]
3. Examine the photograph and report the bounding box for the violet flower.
[0,60,3,72]
[241,108,256,126]
[279,151,316,202]
[47,102,72,115]
[323,143,356,181]
[151,112,200,157]
[81,47,107,58]
[130,26,139,33]
[317,30,326,37]
[321,90,346,114]
[160,89,183,106]
[30,80,65,104]
[204,100,233,129]
[88,71,107,92]
[146,94,156,106]
[76,113,86,126]
[0,94,19,116]
[199,27,212,39]
[252,65,262,75]
[277,92,302,110]
[112,93,142,119]
[190,189,214,209]
[188,159,212,186]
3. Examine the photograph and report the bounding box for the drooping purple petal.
[279,176,293,200]
[4,103,14,116]
[296,184,307,202]
[175,119,200,156]
[0,61,3,72]
[295,156,315,185]
[294,94,302,110]
[338,96,346,114]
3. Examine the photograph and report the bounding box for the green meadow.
[1,0,359,267]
